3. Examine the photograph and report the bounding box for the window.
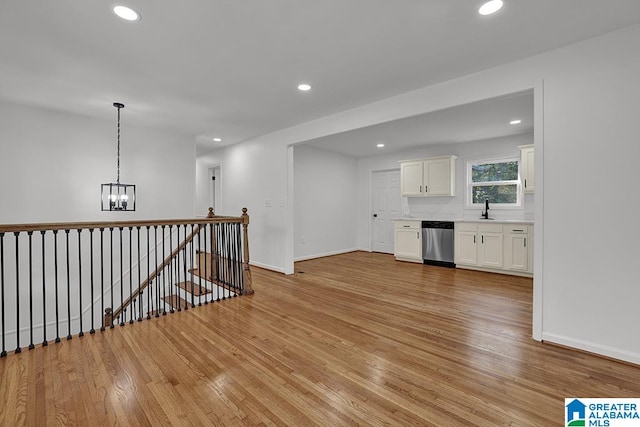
[467,158,521,208]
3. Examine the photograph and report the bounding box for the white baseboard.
[249,260,286,274]
[357,246,394,255]
[542,332,640,365]
[294,248,359,262]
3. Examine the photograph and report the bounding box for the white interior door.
[210,166,221,214]
[371,170,401,253]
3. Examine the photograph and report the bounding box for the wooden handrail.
[0,216,242,234]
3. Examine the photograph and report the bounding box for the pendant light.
[101,102,136,211]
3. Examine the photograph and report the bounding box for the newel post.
[104,307,113,328]
[241,207,254,295]
[207,207,217,281]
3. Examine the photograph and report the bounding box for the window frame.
[465,157,522,209]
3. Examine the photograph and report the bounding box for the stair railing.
[105,222,203,327]
[0,208,252,357]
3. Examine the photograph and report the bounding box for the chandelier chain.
[116,105,121,184]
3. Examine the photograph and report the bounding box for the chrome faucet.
[481,199,490,219]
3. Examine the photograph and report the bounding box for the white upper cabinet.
[424,157,454,196]
[400,155,456,197]
[400,161,424,196]
[519,145,534,193]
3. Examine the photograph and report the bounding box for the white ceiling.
[302,90,534,157]
[1,1,640,156]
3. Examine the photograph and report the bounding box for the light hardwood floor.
[1,251,639,426]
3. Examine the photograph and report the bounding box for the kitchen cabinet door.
[478,232,503,268]
[455,231,478,266]
[394,228,422,261]
[520,145,534,193]
[394,221,422,262]
[424,157,454,196]
[504,234,528,271]
[400,161,423,196]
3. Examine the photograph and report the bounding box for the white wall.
[196,24,640,363]
[0,100,196,223]
[536,26,640,362]
[194,159,212,217]
[196,139,290,272]
[293,145,358,261]
[356,133,535,250]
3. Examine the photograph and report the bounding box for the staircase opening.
[0,208,253,356]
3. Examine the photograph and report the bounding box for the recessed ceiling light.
[376,143,385,148]
[113,5,141,21]
[297,83,312,92]
[510,119,522,125]
[479,0,503,15]
[213,137,222,142]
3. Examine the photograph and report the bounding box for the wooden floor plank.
[1,251,640,425]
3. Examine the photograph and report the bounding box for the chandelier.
[101,102,136,211]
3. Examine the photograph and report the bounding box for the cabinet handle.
[481,235,484,244]
[513,229,524,232]
[524,238,527,247]
[473,235,476,244]
[420,185,422,193]
[425,185,428,192]
[524,179,527,188]
[417,232,419,239]
[403,225,410,228]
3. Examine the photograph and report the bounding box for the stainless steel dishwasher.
[421,221,455,267]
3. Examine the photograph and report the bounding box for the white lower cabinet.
[503,225,532,273]
[454,223,478,266]
[455,230,478,265]
[394,220,422,263]
[478,233,503,268]
[455,222,533,277]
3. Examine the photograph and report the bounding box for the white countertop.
[456,218,534,224]
[394,217,534,224]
